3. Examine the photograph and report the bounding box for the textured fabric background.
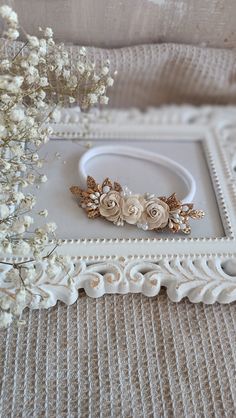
[2,40,236,107]
[0,292,236,418]
[82,44,236,108]
[1,1,236,107]
[5,0,236,49]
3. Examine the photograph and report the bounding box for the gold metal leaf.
[70,186,83,197]
[87,176,98,190]
[87,209,101,218]
[165,193,182,210]
[189,210,205,219]
[171,222,181,233]
[102,177,113,189]
[114,182,123,192]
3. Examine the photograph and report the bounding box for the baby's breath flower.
[44,222,57,233]
[51,108,61,122]
[12,220,25,234]
[0,59,11,70]
[107,77,114,87]
[39,39,47,55]
[101,66,109,76]
[44,27,53,38]
[0,4,115,328]
[100,96,109,105]
[12,192,25,204]
[79,46,86,56]
[0,296,12,310]
[0,5,12,18]
[88,93,98,104]
[19,179,29,188]
[22,215,34,227]
[43,135,50,144]
[20,60,28,69]
[47,38,55,47]
[11,144,24,156]
[68,75,77,87]
[13,240,31,256]
[39,174,47,183]
[0,311,13,328]
[77,63,85,74]
[36,161,43,168]
[93,75,100,83]
[21,195,36,209]
[27,35,40,48]
[38,209,48,217]
[0,204,9,219]
[2,240,12,254]
[5,28,19,40]
[37,90,45,100]
[31,153,39,162]
[13,76,24,88]
[27,173,36,184]
[0,125,6,138]
[0,5,18,24]
[0,75,23,92]
[63,69,70,80]
[98,85,106,95]
[39,77,48,87]
[28,52,39,66]
[1,93,11,103]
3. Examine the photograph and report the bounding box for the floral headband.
[70,176,204,235]
[70,146,204,235]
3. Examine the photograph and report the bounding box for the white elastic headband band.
[78,145,196,203]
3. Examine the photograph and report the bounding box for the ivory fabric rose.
[141,197,169,230]
[122,195,143,224]
[99,191,122,223]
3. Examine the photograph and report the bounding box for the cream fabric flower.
[122,195,143,224]
[99,191,122,223]
[142,197,169,230]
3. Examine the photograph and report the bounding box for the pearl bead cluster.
[121,185,132,197]
[144,192,156,200]
[82,185,111,210]
[169,205,191,232]
[137,222,149,231]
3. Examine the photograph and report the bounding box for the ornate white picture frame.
[1,106,236,309]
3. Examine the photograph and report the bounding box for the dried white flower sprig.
[0,5,115,328]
